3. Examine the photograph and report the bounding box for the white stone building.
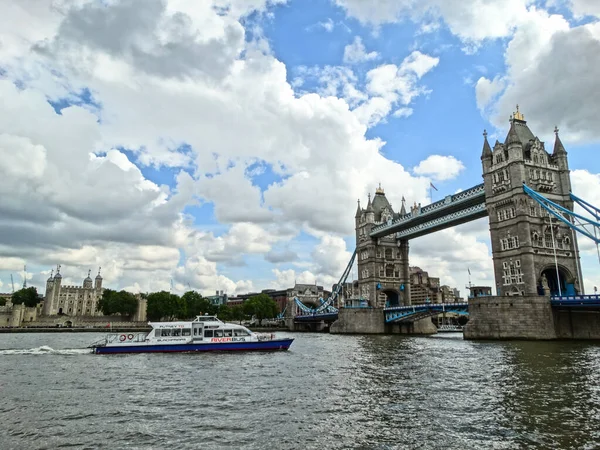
[42,265,104,316]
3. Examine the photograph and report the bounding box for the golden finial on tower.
[375,183,385,195]
[513,104,525,121]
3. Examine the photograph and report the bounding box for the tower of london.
[42,265,104,316]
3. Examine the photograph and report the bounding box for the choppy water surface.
[1,332,600,449]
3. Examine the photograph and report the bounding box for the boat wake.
[0,346,90,356]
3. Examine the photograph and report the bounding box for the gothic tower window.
[385,265,394,277]
[502,260,524,285]
[385,248,392,260]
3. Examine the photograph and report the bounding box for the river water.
[1,332,600,450]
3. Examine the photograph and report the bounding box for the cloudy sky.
[1,0,599,297]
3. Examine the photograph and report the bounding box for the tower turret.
[365,193,375,223]
[481,129,492,173]
[552,126,568,170]
[506,119,523,161]
[83,269,93,289]
[45,269,54,303]
[95,267,103,291]
[43,265,61,315]
[53,264,62,285]
[400,196,406,216]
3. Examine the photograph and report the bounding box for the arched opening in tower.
[540,266,571,296]
[383,290,400,307]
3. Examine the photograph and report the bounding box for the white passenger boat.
[89,315,294,354]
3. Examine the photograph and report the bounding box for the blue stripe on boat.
[94,339,294,354]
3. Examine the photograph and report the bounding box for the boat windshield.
[193,316,221,322]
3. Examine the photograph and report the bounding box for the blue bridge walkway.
[383,302,469,323]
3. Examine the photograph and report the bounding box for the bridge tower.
[355,185,410,307]
[481,106,582,297]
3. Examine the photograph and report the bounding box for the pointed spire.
[96,266,102,279]
[553,126,567,155]
[400,196,406,215]
[355,199,362,218]
[366,193,374,212]
[506,120,521,146]
[481,129,492,159]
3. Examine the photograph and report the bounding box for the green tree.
[98,289,138,317]
[147,291,184,321]
[11,287,40,307]
[181,291,215,318]
[230,304,246,324]
[243,293,278,325]
[216,304,232,321]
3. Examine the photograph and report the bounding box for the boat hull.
[93,338,294,354]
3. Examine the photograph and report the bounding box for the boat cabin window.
[159,329,172,337]
[223,329,233,337]
[172,329,181,337]
[214,330,223,337]
[182,329,191,336]
[234,329,250,337]
[204,330,214,338]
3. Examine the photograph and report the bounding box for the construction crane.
[10,274,15,293]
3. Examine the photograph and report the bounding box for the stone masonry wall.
[554,310,600,339]
[464,295,557,340]
[330,308,386,334]
[330,308,437,335]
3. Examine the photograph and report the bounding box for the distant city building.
[43,265,104,316]
[206,290,228,306]
[440,285,460,303]
[410,266,442,304]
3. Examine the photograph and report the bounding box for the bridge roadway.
[370,183,487,239]
[293,295,600,324]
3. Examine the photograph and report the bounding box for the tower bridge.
[291,107,600,339]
